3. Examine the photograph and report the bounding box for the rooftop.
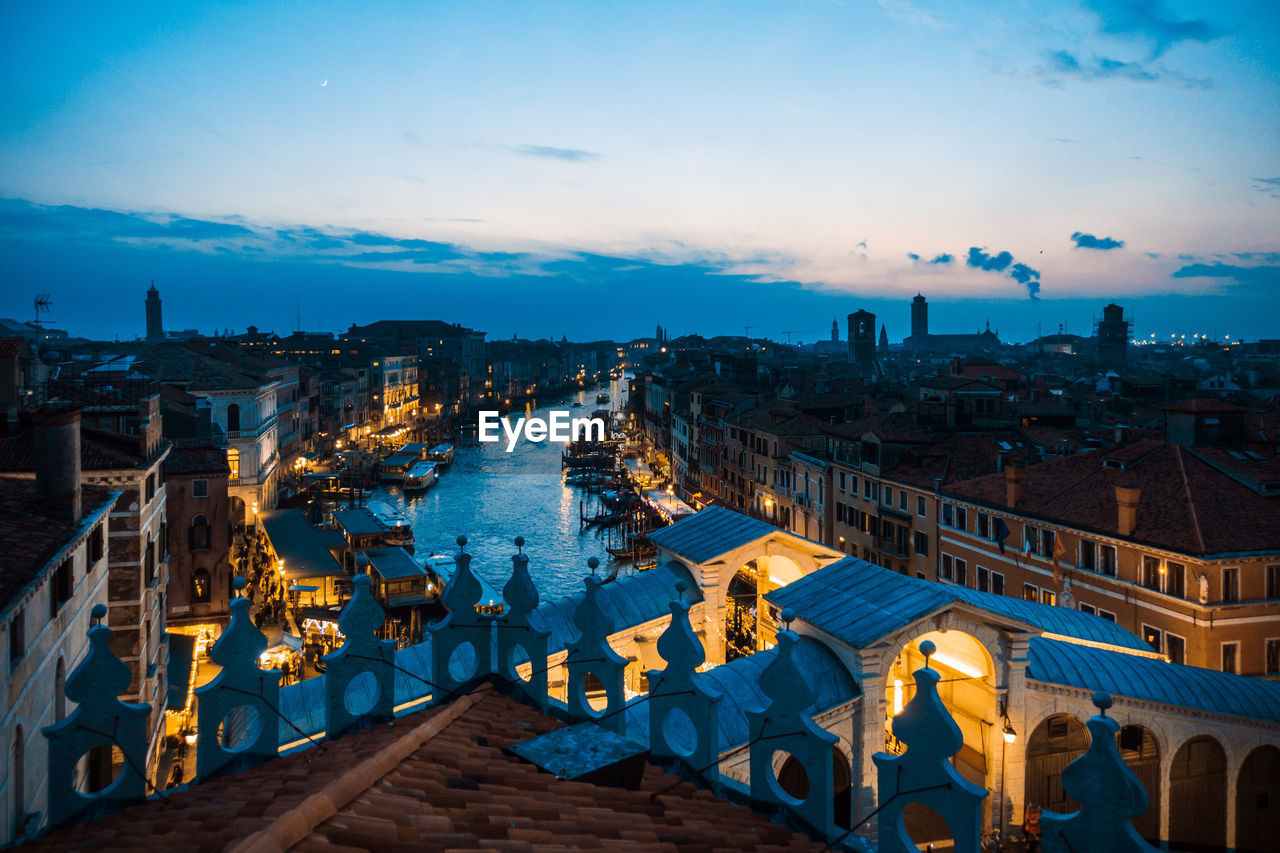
[646,505,785,565]
[258,509,346,579]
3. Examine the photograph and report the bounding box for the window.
[1098,609,1117,623]
[954,558,968,587]
[1221,642,1239,674]
[145,539,156,587]
[50,558,73,618]
[978,566,990,592]
[1080,539,1097,572]
[145,473,156,503]
[955,507,968,531]
[1166,633,1186,665]
[913,531,929,556]
[1222,567,1240,603]
[226,448,240,480]
[942,503,954,527]
[1266,639,1280,675]
[1041,589,1057,606]
[899,490,907,511]
[1080,602,1096,616]
[88,523,104,566]
[849,475,858,494]
[1268,565,1280,600]
[1025,524,1040,555]
[190,515,211,551]
[226,403,241,432]
[1098,544,1117,577]
[838,472,846,491]
[977,513,991,539]
[1142,556,1161,590]
[991,571,1005,596]
[917,495,927,517]
[9,608,24,665]
[192,568,211,603]
[941,554,954,581]
[1166,561,1185,598]
[1142,624,1163,654]
[1042,530,1055,560]
[1023,583,1039,603]
[192,479,208,499]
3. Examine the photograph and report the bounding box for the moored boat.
[427,442,455,468]
[367,501,414,551]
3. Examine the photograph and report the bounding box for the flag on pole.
[995,518,1010,554]
[1052,533,1066,583]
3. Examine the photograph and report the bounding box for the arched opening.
[1170,735,1227,851]
[885,630,995,789]
[902,801,955,850]
[1025,714,1089,815]
[189,514,210,551]
[192,568,211,604]
[724,554,804,661]
[226,403,241,432]
[10,726,23,837]
[54,658,67,722]
[1236,745,1280,853]
[1116,724,1160,841]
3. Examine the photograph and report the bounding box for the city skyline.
[2,0,1278,342]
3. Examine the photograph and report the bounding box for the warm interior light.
[893,678,904,716]
[928,650,984,679]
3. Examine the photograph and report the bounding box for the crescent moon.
[321,79,328,87]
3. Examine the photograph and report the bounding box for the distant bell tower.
[911,293,928,343]
[878,324,889,355]
[831,318,838,342]
[848,309,876,372]
[145,282,163,342]
[1095,303,1130,367]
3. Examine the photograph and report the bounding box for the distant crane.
[33,294,52,328]
[743,324,757,338]
[780,329,812,345]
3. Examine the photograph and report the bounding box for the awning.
[166,632,196,709]
[267,633,303,652]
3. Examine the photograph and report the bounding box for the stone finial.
[496,538,550,709]
[43,620,149,828]
[872,645,987,853]
[324,574,396,736]
[1040,693,1159,853]
[430,536,496,701]
[648,580,721,777]
[564,567,627,732]
[196,575,281,778]
[747,626,839,837]
[442,544,484,616]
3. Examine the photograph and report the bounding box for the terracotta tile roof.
[28,686,827,852]
[166,446,231,477]
[0,337,27,358]
[943,441,1280,556]
[1162,398,1246,414]
[0,427,151,473]
[0,478,118,613]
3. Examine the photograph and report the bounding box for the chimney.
[1005,466,1024,509]
[139,395,162,460]
[34,404,82,525]
[1116,486,1141,538]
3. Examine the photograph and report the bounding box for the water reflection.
[369,378,629,602]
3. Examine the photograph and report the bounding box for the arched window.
[145,538,156,587]
[55,658,67,722]
[192,568,211,603]
[226,403,241,432]
[189,514,210,551]
[226,448,240,480]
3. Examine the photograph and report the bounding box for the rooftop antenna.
[33,293,52,328]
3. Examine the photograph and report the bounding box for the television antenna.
[33,294,52,328]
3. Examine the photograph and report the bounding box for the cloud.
[1071,231,1126,250]
[907,252,921,261]
[929,253,953,265]
[1041,49,1213,89]
[1083,0,1225,57]
[1171,262,1280,292]
[0,199,253,243]
[509,144,600,162]
[1252,177,1280,199]
[402,131,425,147]
[967,246,1013,272]
[968,246,1040,300]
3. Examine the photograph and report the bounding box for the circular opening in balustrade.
[217,704,263,753]
[661,706,697,758]
[577,671,609,716]
[343,670,379,717]
[506,643,533,683]
[73,744,124,796]
[448,641,477,683]
[769,749,809,806]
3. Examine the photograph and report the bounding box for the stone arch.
[1169,734,1227,850]
[226,403,241,432]
[1024,713,1089,815]
[1236,744,1280,853]
[1115,722,1161,841]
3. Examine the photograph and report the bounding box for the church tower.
[145,282,163,342]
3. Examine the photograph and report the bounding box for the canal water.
[367,376,631,602]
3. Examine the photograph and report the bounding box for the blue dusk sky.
[1,0,1278,344]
